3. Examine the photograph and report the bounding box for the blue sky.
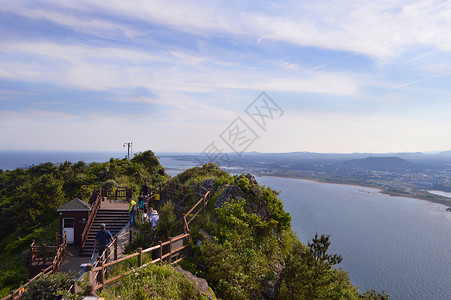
[1,0,451,154]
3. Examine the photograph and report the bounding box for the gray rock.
[263,261,285,299]
[214,185,245,208]
[174,266,216,299]
[234,173,258,186]
[201,179,215,192]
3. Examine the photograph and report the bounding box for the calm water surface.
[257,176,451,300]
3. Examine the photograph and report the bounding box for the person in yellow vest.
[129,199,137,226]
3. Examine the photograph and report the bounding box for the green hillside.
[0,150,167,297]
[0,152,388,299]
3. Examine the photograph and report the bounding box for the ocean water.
[256,176,451,300]
[0,150,125,170]
[0,151,198,171]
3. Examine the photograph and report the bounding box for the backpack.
[132,204,138,213]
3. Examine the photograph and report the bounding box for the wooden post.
[182,213,187,233]
[159,241,163,262]
[168,237,172,264]
[114,238,118,261]
[29,241,34,269]
[86,263,96,295]
[129,229,133,244]
[10,291,15,300]
[71,279,76,295]
[203,196,206,216]
[42,244,47,267]
[137,248,142,267]
[99,261,105,288]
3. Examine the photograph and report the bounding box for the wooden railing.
[3,233,67,300]
[183,190,210,233]
[1,264,53,300]
[146,181,209,209]
[7,182,209,299]
[81,193,102,249]
[94,186,132,201]
[51,232,67,273]
[76,182,210,297]
[82,233,190,296]
[29,243,57,269]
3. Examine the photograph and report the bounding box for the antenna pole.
[123,142,133,161]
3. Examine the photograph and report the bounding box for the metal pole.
[123,143,133,160]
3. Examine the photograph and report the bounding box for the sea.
[256,176,451,300]
[1,151,451,299]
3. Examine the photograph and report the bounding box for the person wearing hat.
[150,209,159,230]
[94,223,114,257]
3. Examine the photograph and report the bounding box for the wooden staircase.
[80,209,129,257]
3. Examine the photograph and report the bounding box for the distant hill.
[343,156,413,170]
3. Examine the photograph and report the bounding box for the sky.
[1,0,451,154]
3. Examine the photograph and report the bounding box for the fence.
[80,193,102,249]
[146,180,209,209]
[2,233,67,300]
[94,186,132,201]
[76,182,210,297]
[7,181,210,299]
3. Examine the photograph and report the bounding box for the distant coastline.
[256,173,451,208]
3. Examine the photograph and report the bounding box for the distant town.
[164,151,451,206]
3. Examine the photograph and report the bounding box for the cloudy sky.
[1,0,451,154]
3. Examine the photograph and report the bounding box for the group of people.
[95,198,160,257]
[142,207,160,229]
[128,197,159,229]
[94,185,159,257]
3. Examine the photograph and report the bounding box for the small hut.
[57,198,91,245]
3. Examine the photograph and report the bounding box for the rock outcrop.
[214,184,245,208]
[174,266,216,300]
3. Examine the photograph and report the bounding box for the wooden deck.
[57,245,90,274]
[99,198,129,210]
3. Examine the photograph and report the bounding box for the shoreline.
[163,166,451,208]
[255,174,451,208]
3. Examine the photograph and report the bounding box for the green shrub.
[99,264,207,299]
[21,273,72,300]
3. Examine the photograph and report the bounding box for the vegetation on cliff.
[0,152,388,299]
[0,150,167,297]
[169,163,388,299]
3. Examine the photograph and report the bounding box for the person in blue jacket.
[94,223,114,257]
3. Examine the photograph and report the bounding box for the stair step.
[81,208,130,254]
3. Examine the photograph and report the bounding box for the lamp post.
[123,142,132,161]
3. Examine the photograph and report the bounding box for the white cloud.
[4,1,451,61]
[0,39,361,96]
[43,0,451,60]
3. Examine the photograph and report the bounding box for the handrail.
[81,193,101,249]
[13,181,209,299]
[81,182,210,297]
[94,186,131,200]
[86,233,191,295]
[184,190,209,232]
[4,233,68,300]
[52,232,67,273]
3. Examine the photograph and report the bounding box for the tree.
[282,233,360,300]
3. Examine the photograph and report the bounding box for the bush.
[99,264,206,299]
[22,273,72,300]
